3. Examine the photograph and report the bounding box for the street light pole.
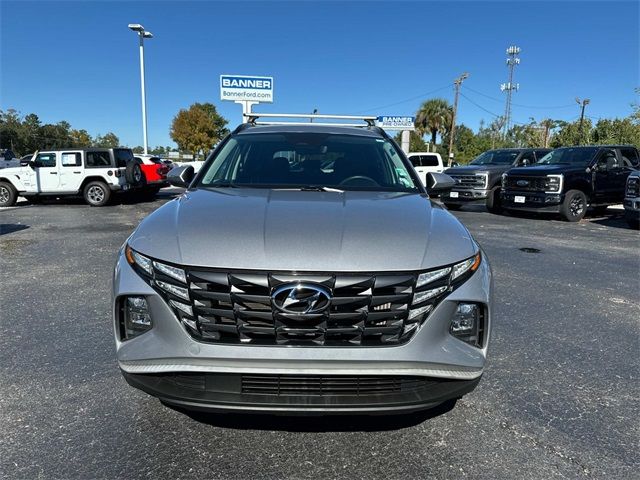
[128,24,153,154]
[448,72,469,167]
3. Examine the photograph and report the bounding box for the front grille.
[505,175,547,192]
[626,176,639,197]
[450,174,486,189]
[128,254,479,347]
[240,374,438,396]
[184,270,419,346]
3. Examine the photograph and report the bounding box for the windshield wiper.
[288,186,345,193]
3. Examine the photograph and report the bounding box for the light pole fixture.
[128,23,153,154]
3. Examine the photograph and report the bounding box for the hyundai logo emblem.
[272,283,331,314]
[516,180,529,187]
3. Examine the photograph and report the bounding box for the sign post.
[375,116,416,154]
[220,75,274,123]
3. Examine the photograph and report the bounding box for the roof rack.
[243,113,377,127]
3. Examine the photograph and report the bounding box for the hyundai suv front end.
[113,116,493,414]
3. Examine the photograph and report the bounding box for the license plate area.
[514,195,526,203]
[450,191,459,198]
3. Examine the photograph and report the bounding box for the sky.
[1,0,638,148]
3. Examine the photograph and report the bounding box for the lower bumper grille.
[241,374,433,396]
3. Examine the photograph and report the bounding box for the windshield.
[537,147,598,166]
[197,132,420,192]
[470,150,520,165]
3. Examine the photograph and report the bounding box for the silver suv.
[113,114,493,414]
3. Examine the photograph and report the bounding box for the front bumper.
[501,190,563,212]
[623,198,640,213]
[441,188,490,203]
[113,252,492,412]
[122,370,481,414]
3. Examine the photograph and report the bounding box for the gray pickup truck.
[442,148,551,213]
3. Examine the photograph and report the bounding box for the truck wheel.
[125,159,144,187]
[486,186,503,214]
[560,189,587,222]
[84,181,111,207]
[0,181,18,207]
[444,203,461,211]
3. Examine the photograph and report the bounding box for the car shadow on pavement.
[167,399,457,432]
[0,223,30,235]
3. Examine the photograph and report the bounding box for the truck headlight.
[120,296,152,340]
[450,302,484,347]
[501,173,508,188]
[545,174,563,193]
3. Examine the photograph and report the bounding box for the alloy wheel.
[88,185,105,203]
[0,186,9,204]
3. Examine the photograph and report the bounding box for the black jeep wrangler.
[442,148,551,213]
[501,145,640,222]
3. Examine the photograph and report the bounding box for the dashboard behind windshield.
[197,132,420,192]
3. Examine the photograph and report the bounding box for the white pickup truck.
[407,152,445,186]
[0,148,144,207]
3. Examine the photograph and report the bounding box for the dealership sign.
[376,116,415,130]
[220,75,274,103]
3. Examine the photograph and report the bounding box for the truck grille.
[450,174,487,189]
[626,176,639,197]
[504,175,547,192]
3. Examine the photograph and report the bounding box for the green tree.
[414,98,453,148]
[94,132,120,148]
[0,109,24,153]
[70,129,93,147]
[592,118,640,146]
[170,102,229,158]
[551,119,593,147]
[393,131,428,152]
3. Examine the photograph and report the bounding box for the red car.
[134,155,171,194]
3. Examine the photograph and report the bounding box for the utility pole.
[501,45,521,138]
[310,108,318,123]
[576,97,590,141]
[448,72,469,167]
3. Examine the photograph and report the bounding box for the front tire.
[485,186,503,214]
[83,181,111,207]
[0,181,18,207]
[625,210,640,229]
[560,189,587,222]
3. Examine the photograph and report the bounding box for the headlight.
[125,245,153,276]
[501,173,508,188]
[409,252,482,323]
[545,174,563,193]
[125,244,189,298]
[476,172,489,188]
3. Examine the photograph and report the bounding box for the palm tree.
[415,98,453,148]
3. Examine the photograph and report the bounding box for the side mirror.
[595,161,608,173]
[606,157,617,170]
[426,172,456,193]
[27,160,38,168]
[521,159,530,167]
[167,165,195,188]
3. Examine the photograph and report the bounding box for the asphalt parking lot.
[1,191,638,479]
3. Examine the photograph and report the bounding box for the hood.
[445,164,512,175]
[508,164,585,176]
[128,188,477,272]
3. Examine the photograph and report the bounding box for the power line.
[355,84,452,113]
[459,92,529,126]
[463,86,576,109]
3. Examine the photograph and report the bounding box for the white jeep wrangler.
[0,148,144,207]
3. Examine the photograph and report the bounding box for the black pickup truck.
[442,148,551,213]
[501,145,640,221]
